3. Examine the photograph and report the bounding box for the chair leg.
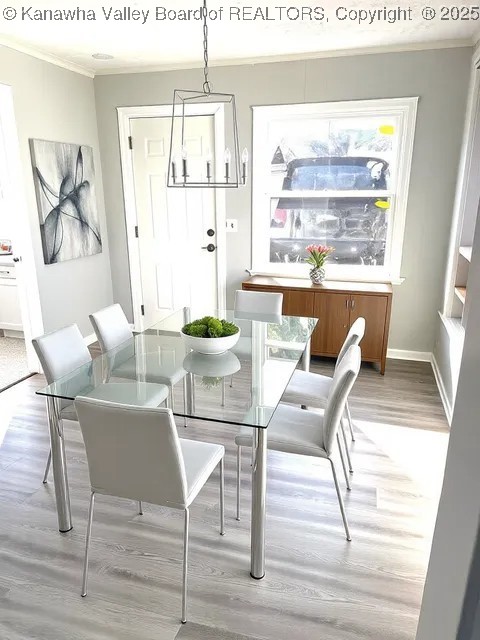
[345,400,355,442]
[336,433,351,491]
[81,491,96,597]
[181,508,190,624]
[328,458,351,542]
[340,420,354,474]
[43,449,52,484]
[220,458,225,535]
[236,446,241,521]
[138,501,143,515]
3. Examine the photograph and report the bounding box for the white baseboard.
[431,353,453,426]
[387,349,432,362]
[2,329,24,339]
[84,333,97,346]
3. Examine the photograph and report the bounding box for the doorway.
[0,83,42,391]
[118,105,227,331]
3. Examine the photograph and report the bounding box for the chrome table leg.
[250,427,267,579]
[46,396,72,533]
[302,337,311,372]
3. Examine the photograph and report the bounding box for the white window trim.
[251,97,418,284]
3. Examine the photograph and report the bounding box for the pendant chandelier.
[167,0,248,188]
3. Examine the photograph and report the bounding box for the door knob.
[201,244,216,252]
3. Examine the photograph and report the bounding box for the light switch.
[226,219,238,232]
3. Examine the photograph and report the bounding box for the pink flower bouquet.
[305,244,335,268]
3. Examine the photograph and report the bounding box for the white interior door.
[130,115,218,328]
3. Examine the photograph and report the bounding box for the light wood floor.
[0,358,448,640]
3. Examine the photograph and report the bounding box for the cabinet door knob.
[351,299,356,309]
[13,257,21,263]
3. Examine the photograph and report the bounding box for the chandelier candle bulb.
[242,147,249,183]
[181,146,188,180]
[225,147,231,181]
[206,150,212,182]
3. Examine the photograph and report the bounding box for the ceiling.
[0,0,478,75]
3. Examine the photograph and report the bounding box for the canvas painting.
[30,139,102,264]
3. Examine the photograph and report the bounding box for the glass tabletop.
[37,308,317,428]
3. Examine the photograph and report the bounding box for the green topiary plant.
[182,316,239,338]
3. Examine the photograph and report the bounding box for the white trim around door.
[117,104,227,331]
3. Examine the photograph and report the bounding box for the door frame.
[117,104,227,331]
[0,83,43,372]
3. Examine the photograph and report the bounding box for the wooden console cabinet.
[242,276,393,374]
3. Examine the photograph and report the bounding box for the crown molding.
[0,35,474,79]
[0,37,95,78]
[94,38,473,76]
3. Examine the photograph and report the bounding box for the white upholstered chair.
[231,287,284,365]
[32,324,169,483]
[89,303,186,409]
[282,316,365,473]
[235,344,361,541]
[74,397,225,624]
[234,289,283,319]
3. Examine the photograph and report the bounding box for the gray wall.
[0,46,113,337]
[94,47,472,352]
[416,191,480,640]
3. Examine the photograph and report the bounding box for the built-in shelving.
[455,286,467,304]
[459,245,473,262]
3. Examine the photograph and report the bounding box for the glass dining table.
[37,307,317,580]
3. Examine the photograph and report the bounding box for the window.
[252,98,418,282]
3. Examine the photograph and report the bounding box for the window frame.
[251,97,418,283]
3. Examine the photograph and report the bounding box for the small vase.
[309,266,325,285]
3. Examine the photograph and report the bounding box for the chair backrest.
[323,345,361,455]
[234,290,283,317]
[74,397,188,508]
[90,303,133,353]
[32,325,93,411]
[32,324,92,384]
[335,317,366,370]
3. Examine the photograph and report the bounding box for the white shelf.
[459,246,472,262]
[455,286,467,304]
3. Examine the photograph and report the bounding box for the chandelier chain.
[202,0,212,94]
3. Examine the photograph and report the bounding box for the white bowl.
[180,329,240,355]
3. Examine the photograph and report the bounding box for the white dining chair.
[33,324,169,484]
[232,288,284,362]
[235,344,361,541]
[89,303,186,409]
[234,289,283,317]
[282,316,365,473]
[74,397,225,624]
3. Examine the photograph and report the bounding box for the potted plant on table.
[305,244,334,284]
[181,316,240,355]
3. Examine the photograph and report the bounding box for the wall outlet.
[226,219,238,232]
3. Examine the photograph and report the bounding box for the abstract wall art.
[30,139,102,264]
